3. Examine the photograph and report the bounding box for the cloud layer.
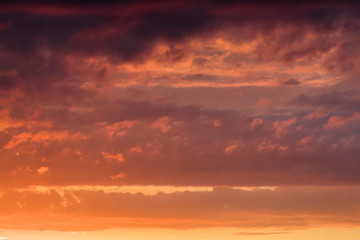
[1,0,360,232]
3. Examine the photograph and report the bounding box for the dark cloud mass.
[0,0,359,66]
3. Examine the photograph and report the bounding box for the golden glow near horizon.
[1,227,360,240]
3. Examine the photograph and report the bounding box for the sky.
[0,0,360,239]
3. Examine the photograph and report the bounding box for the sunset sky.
[0,0,360,239]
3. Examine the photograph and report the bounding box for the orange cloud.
[4,131,87,149]
[37,166,49,175]
[105,120,137,139]
[101,151,125,162]
[129,145,143,153]
[4,132,33,149]
[225,141,241,154]
[251,117,264,130]
[109,173,126,180]
[151,116,171,133]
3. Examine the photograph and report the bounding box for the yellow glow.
[1,227,360,240]
[15,185,277,195]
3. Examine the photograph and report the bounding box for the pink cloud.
[213,120,222,127]
[273,118,297,138]
[303,110,327,120]
[324,112,360,129]
[257,140,288,152]
[151,116,171,133]
[225,141,238,153]
[106,120,137,139]
[251,117,264,130]
[297,135,314,145]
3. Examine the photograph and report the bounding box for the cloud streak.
[0,186,359,231]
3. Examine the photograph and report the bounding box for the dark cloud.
[0,75,15,89]
[192,57,208,68]
[0,13,104,56]
[0,0,358,98]
[289,91,360,113]
[281,78,301,85]
[0,0,152,7]
[1,0,359,65]
[132,8,215,41]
